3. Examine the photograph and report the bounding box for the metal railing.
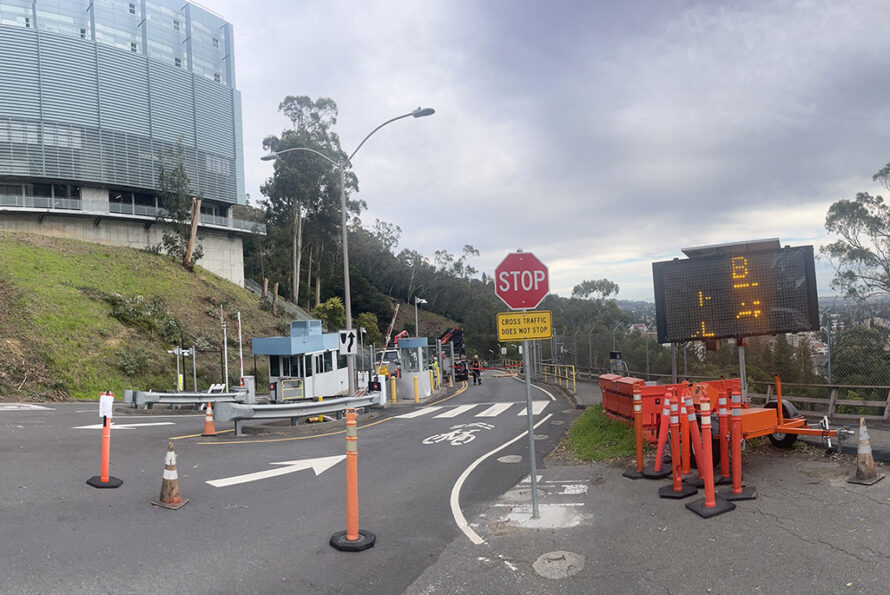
[1,193,266,234]
[539,363,576,394]
[215,395,376,436]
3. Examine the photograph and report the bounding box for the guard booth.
[252,320,349,403]
[397,337,433,399]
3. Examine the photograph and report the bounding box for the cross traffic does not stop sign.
[494,251,549,310]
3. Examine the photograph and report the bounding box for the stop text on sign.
[497,310,553,341]
[497,269,547,293]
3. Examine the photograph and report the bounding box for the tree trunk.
[292,207,302,304]
[272,282,279,315]
[184,197,201,267]
[315,241,323,307]
[262,278,268,300]
[305,245,313,310]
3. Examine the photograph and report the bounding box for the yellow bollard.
[429,370,434,394]
[414,375,419,403]
[390,376,397,403]
[572,366,576,393]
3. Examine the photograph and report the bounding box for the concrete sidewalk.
[546,379,890,463]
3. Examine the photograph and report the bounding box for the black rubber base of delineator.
[330,529,376,552]
[86,476,123,489]
[658,483,698,499]
[641,464,672,479]
[715,474,733,485]
[847,473,885,486]
[623,468,645,479]
[686,494,736,518]
[719,485,758,501]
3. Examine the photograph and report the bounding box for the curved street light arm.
[348,107,435,165]
[262,146,339,167]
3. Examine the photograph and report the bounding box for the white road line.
[516,401,548,416]
[0,404,53,411]
[394,407,443,419]
[434,405,477,418]
[73,422,176,430]
[450,382,558,546]
[475,403,513,417]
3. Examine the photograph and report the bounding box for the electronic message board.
[652,245,819,344]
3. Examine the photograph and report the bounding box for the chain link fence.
[536,325,890,419]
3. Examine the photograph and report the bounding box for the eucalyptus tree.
[260,96,361,304]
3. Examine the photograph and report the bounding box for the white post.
[220,305,229,392]
[237,311,244,379]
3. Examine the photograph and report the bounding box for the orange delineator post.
[774,374,784,426]
[100,416,112,482]
[330,408,375,551]
[680,398,691,476]
[659,396,697,498]
[717,394,731,485]
[642,390,672,479]
[623,384,645,479]
[686,396,735,517]
[721,392,757,501]
[683,394,704,486]
[86,391,122,489]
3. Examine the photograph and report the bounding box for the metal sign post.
[522,340,539,519]
[494,250,550,521]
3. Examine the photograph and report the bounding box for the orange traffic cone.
[848,417,885,485]
[152,442,188,510]
[202,402,216,436]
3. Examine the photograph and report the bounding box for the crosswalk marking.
[434,405,477,418]
[395,406,444,419]
[517,401,549,416]
[475,403,513,417]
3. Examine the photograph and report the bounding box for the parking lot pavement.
[406,449,890,595]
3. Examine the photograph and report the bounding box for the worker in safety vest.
[470,355,482,385]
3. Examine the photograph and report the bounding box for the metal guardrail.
[125,389,246,409]
[215,395,377,436]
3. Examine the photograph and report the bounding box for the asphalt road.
[0,372,577,594]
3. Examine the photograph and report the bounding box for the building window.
[212,37,218,48]
[173,19,180,31]
[80,28,86,39]
[129,3,136,14]
[174,57,181,67]
[130,42,137,53]
[213,73,220,83]
[24,17,30,28]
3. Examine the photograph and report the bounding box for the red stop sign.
[495,252,549,310]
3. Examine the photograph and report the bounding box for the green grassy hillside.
[0,232,293,401]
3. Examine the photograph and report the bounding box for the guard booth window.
[314,354,323,375]
[337,353,347,370]
[281,356,291,377]
[304,355,313,377]
[323,352,333,373]
[269,356,279,377]
[290,355,304,377]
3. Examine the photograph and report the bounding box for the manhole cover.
[550,420,565,426]
[498,455,522,463]
[534,434,548,440]
[532,550,585,580]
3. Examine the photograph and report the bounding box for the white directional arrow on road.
[73,422,176,430]
[206,455,346,488]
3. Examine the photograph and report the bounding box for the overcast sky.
[209,0,890,301]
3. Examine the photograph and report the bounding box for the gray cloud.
[212,0,890,300]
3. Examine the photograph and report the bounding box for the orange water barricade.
[600,375,740,444]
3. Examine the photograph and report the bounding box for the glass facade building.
[0,0,244,212]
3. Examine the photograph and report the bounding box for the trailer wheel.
[763,402,799,449]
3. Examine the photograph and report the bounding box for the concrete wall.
[0,212,244,286]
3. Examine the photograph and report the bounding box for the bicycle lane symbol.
[422,422,495,446]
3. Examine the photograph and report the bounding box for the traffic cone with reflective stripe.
[152,442,188,510]
[202,402,216,436]
[848,417,885,485]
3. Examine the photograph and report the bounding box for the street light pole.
[262,107,434,397]
[414,296,427,337]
